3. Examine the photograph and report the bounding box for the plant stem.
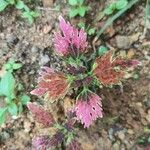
[143,0,150,36]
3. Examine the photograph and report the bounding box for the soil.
[0,0,150,150]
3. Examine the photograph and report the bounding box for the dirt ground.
[0,0,150,150]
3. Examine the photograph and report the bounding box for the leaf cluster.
[68,0,90,18]
[104,0,128,15]
[0,0,40,24]
[78,22,96,36]
[0,60,30,125]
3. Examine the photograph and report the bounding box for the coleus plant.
[29,16,140,149]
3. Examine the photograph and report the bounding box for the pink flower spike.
[59,16,73,38]
[28,102,55,127]
[75,93,103,128]
[54,16,88,56]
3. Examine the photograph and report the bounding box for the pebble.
[117,131,125,141]
[116,36,131,49]
[31,46,40,53]
[1,131,11,140]
[116,33,140,49]
[112,141,120,150]
[136,102,142,107]
[6,34,19,48]
[24,121,31,133]
[127,129,134,135]
[39,54,50,66]
[127,49,135,59]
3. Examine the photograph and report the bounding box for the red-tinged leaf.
[94,50,140,85]
[28,102,55,127]
[30,67,70,102]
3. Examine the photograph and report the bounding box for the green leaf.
[15,0,25,9]
[116,0,128,10]
[8,0,15,5]
[12,63,22,70]
[78,22,85,28]
[69,8,79,18]
[18,103,23,114]
[22,11,39,24]
[30,11,40,17]
[21,94,30,105]
[0,72,15,100]
[0,0,9,12]
[88,28,96,35]
[78,0,84,5]
[8,102,18,116]
[22,11,34,24]
[0,108,7,125]
[78,6,86,17]
[5,63,12,70]
[98,46,109,56]
[68,0,78,6]
[104,3,116,15]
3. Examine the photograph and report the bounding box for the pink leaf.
[54,16,88,56]
[75,93,103,128]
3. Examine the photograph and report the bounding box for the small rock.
[116,33,140,49]
[136,102,142,107]
[112,141,120,150]
[42,0,54,7]
[31,46,40,53]
[1,131,11,140]
[127,129,134,135]
[24,121,31,132]
[116,36,131,49]
[6,34,19,48]
[43,25,52,34]
[117,131,125,141]
[39,54,50,66]
[127,49,135,59]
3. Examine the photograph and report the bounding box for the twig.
[143,0,150,37]
[94,0,140,42]
[36,7,59,11]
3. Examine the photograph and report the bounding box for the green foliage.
[5,59,22,72]
[95,0,139,40]
[0,0,40,24]
[78,22,96,36]
[97,0,128,21]
[104,0,128,15]
[143,0,150,36]
[98,46,109,56]
[0,60,30,125]
[68,0,90,18]
[0,108,7,125]
[0,71,15,100]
